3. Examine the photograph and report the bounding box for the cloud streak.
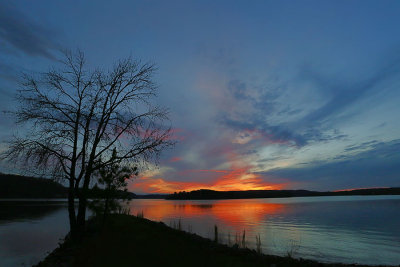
[261,140,400,190]
[0,2,59,59]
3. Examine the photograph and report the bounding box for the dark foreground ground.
[36,215,391,267]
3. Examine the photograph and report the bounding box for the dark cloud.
[343,140,380,153]
[222,78,308,146]
[260,140,400,190]
[297,57,400,125]
[0,2,59,59]
[219,103,346,147]
[218,55,400,147]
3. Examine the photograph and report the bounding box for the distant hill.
[166,188,400,200]
[0,173,68,198]
[0,173,136,199]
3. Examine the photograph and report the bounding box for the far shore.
[2,172,399,200]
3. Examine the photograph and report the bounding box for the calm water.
[1,196,400,266]
[0,200,69,266]
[128,196,400,266]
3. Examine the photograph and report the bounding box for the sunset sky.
[1,0,400,193]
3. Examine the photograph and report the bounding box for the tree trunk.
[76,174,91,235]
[67,178,77,240]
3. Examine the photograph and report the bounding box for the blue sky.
[1,0,399,193]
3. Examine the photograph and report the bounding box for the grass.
[36,214,390,267]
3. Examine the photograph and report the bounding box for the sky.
[1,0,400,193]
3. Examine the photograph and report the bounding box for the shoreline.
[35,214,393,267]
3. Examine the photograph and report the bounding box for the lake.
[0,200,69,266]
[1,196,400,266]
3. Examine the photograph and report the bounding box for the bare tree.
[2,50,173,239]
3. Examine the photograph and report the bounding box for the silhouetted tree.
[2,50,173,239]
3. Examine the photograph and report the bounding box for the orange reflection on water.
[208,201,284,230]
[129,199,286,231]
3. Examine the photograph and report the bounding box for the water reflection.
[0,201,69,267]
[129,199,285,229]
[0,201,65,224]
[128,196,400,266]
[1,196,399,266]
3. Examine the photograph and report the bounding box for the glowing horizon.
[128,168,287,194]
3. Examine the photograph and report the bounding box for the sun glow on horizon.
[128,168,287,194]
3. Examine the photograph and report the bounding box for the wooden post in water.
[214,225,218,243]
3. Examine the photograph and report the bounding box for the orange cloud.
[170,157,182,162]
[129,132,291,194]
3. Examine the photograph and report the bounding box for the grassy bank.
[36,214,387,267]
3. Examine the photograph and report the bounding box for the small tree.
[95,149,138,223]
[2,49,173,239]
